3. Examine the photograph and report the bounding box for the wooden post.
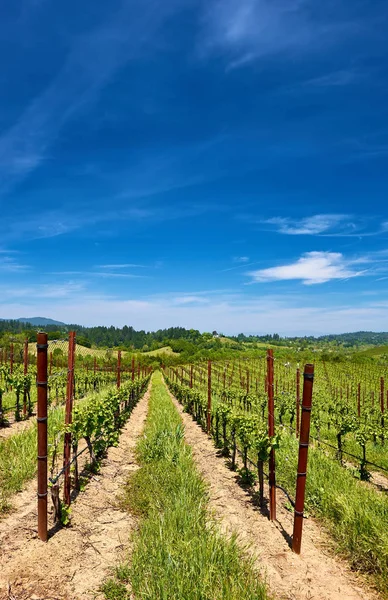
[207,360,212,435]
[63,332,76,506]
[357,383,361,418]
[23,339,29,416]
[131,357,135,381]
[37,333,48,542]
[267,349,276,521]
[296,368,300,437]
[292,363,314,554]
[190,364,193,389]
[49,352,53,376]
[117,350,121,389]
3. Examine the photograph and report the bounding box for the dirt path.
[0,416,36,441]
[167,387,380,600]
[0,387,150,600]
[370,469,388,493]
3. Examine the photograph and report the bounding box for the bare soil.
[0,417,36,441]
[0,388,150,600]
[370,469,388,493]
[167,388,380,600]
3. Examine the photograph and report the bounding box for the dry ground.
[167,386,380,600]
[0,387,150,600]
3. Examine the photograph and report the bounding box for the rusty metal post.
[10,343,14,374]
[117,350,122,389]
[23,339,29,416]
[381,377,385,443]
[63,332,76,506]
[207,360,212,435]
[292,363,314,554]
[357,383,361,418]
[9,342,14,391]
[37,332,48,542]
[267,349,276,521]
[296,368,300,437]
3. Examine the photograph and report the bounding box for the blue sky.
[1,0,388,335]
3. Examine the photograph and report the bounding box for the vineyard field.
[1,338,388,600]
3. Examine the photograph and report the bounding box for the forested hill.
[236,331,388,346]
[0,320,206,350]
[317,331,388,345]
[1,319,388,349]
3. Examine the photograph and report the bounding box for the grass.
[355,345,388,358]
[28,341,116,358]
[0,405,65,515]
[275,432,388,597]
[143,345,179,356]
[102,372,270,600]
[0,383,119,516]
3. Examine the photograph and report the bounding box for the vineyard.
[0,333,388,599]
[164,355,388,595]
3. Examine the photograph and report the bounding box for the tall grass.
[103,372,270,600]
[275,433,388,596]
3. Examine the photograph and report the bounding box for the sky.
[0,0,388,336]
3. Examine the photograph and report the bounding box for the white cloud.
[264,214,354,235]
[262,215,388,237]
[248,251,363,285]
[233,256,250,262]
[173,296,210,305]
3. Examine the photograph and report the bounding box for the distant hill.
[16,317,67,327]
[317,331,388,346]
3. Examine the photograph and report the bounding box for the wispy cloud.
[247,251,364,285]
[302,69,362,88]
[0,281,84,301]
[1,195,225,242]
[263,214,354,236]
[200,0,358,69]
[233,256,250,262]
[47,270,147,279]
[173,296,210,305]
[0,254,29,273]
[0,1,182,195]
[93,272,148,279]
[97,264,146,269]
[262,214,388,237]
[0,206,153,242]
